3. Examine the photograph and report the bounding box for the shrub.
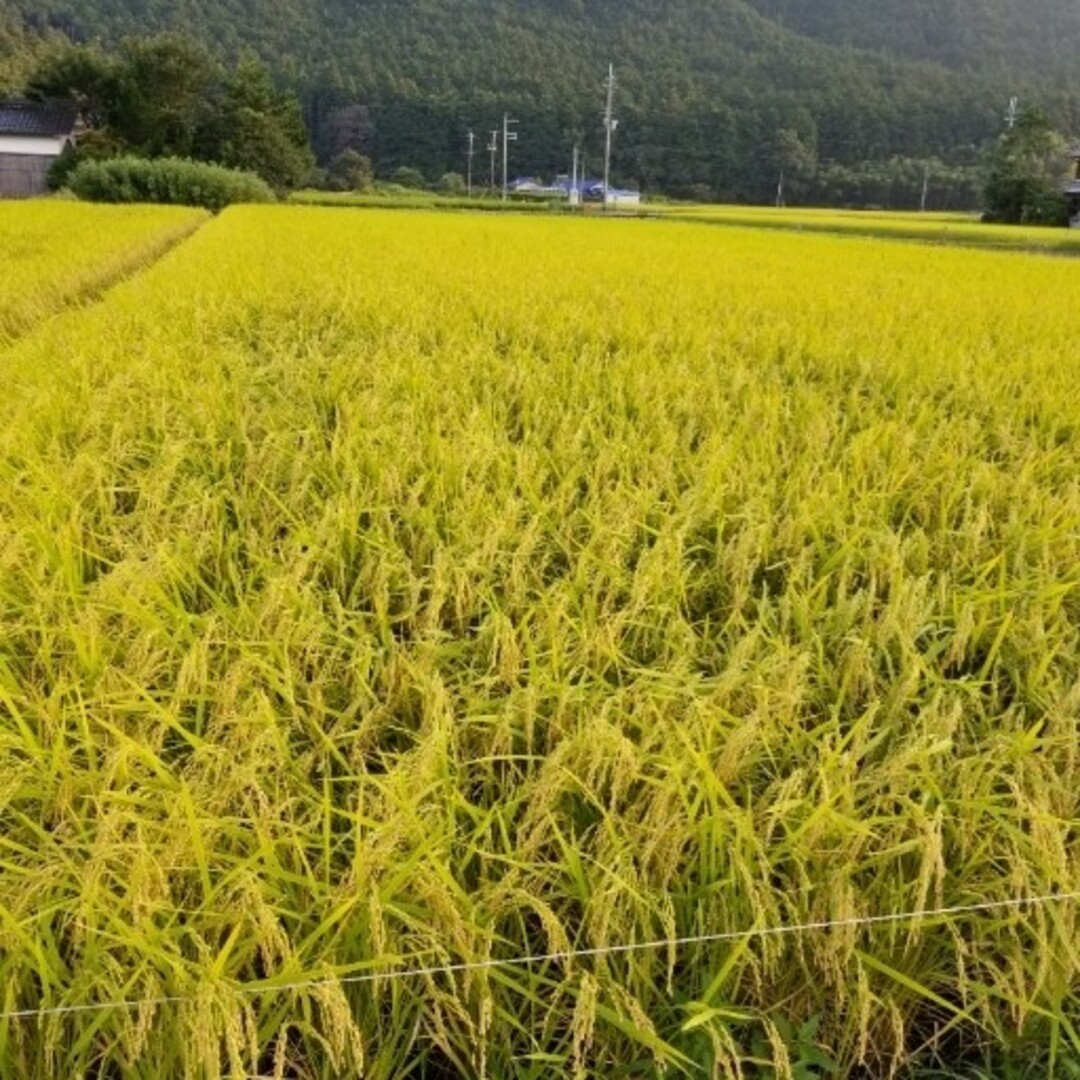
[390,165,427,190]
[437,171,467,195]
[66,156,275,211]
[46,129,127,193]
[327,149,374,192]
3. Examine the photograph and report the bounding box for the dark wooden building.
[1066,147,1080,229]
[0,101,78,199]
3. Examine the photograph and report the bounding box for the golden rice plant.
[0,204,1078,1077]
[0,200,207,344]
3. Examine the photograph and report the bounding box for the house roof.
[0,100,78,139]
[553,177,604,192]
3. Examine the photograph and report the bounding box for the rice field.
[658,205,978,223]
[1,204,1079,1078]
[290,189,560,213]
[0,200,207,344]
[655,203,1080,255]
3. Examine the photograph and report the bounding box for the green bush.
[326,149,374,192]
[389,165,427,190]
[437,171,467,195]
[66,156,275,211]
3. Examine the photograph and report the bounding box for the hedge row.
[67,157,275,212]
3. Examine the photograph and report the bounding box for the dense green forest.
[746,0,1080,83]
[0,18,46,94]
[2,0,1078,205]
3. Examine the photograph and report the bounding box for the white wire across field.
[4,890,1077,1023]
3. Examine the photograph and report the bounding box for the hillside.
[0,17,45,93]
[745,0,1080,84]
[2,0,1078,202]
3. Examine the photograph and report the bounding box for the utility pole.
[776,169,785,209]
[920,161,930,213]
[466,130,476,197]
[501,115,518,203]
[487,129,499,196]
[1005,96,1020,130]
[571,144,580,208]
[603,63,617,210]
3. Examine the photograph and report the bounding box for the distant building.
[554,175,600,203]
[1066,147,1080,229]
[507,177,562,197]
[0,101,78,199]
[555,177,642,206]
[584,180,641,207]
[604,188,642,208]
[518,174,643,206]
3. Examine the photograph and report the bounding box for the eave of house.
[0,134,70,158]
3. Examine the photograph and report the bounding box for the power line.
[3,890,1077,1024]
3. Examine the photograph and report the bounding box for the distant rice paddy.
[655,202,1080,254]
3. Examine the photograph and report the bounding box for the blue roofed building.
[553,175,642,206]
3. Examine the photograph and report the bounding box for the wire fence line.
[3,890,1078,1024]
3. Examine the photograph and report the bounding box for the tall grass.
[0,201,208,344]
[0,205,1078,1077]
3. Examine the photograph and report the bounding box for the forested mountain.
[2,0,1078,204]
[0,17,45,94]
[746,0,1080,84]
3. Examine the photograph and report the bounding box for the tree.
[983,109,1070,225]
[25,41,118,129]
[25,40,125,188]
[327,148,373,191]
[319,103,374,162]
[0,18,52,96]
[437,171,466,195]
[12,2,1079,207]
[24,38,316,194]
[111,34,216,158]
[771,126,818,207]
[26,35,216,159]
[198,54,314,191]
[390,166,427,190]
